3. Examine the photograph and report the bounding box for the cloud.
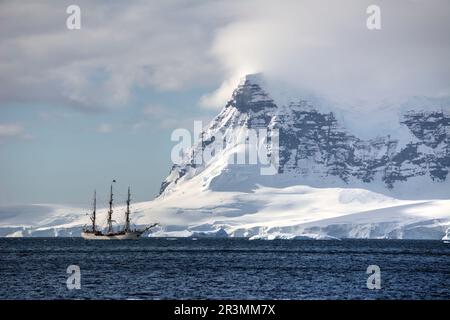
[199,76,244,109]
[0,0,233,110]
[142,104,168,117]
[202,0,450,108]
[0,123,32,141]
[135,103,211,131]
[1,0,449,111]
[0,124,23,137]
[96,123,113,133]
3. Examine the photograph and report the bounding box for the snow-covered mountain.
[1,74,449,239]
[161,74,450,198]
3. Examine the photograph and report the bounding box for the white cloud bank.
[0,0,449,110]
[204,0,450,108]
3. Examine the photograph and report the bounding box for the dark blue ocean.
[0,238,449,300]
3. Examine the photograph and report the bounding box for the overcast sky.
[0,0,449,205]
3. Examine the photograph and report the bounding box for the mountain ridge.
[160,74,450,199]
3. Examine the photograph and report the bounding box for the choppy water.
[0,238,449,299]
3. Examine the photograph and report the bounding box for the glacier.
[1,74,449,240]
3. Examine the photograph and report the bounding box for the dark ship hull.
[81,230,144,240]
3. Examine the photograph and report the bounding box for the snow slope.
[1,181,449,240]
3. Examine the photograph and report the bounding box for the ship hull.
[81,231,143,240]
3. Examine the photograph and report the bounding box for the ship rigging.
[82,182,158,240]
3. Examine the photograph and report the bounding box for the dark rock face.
[159,77,450,194]
[402,111,450,148]
[278,104,450,188]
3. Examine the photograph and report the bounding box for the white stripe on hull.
[81,231,142,240]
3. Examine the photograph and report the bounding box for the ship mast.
[91,190,97,232]
[107,183,114,234]
[124,187,131,232]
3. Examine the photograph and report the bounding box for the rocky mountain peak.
[159,74,450,197]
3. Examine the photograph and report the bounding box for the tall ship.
[443,228,450,244]
[82,182,158,240]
